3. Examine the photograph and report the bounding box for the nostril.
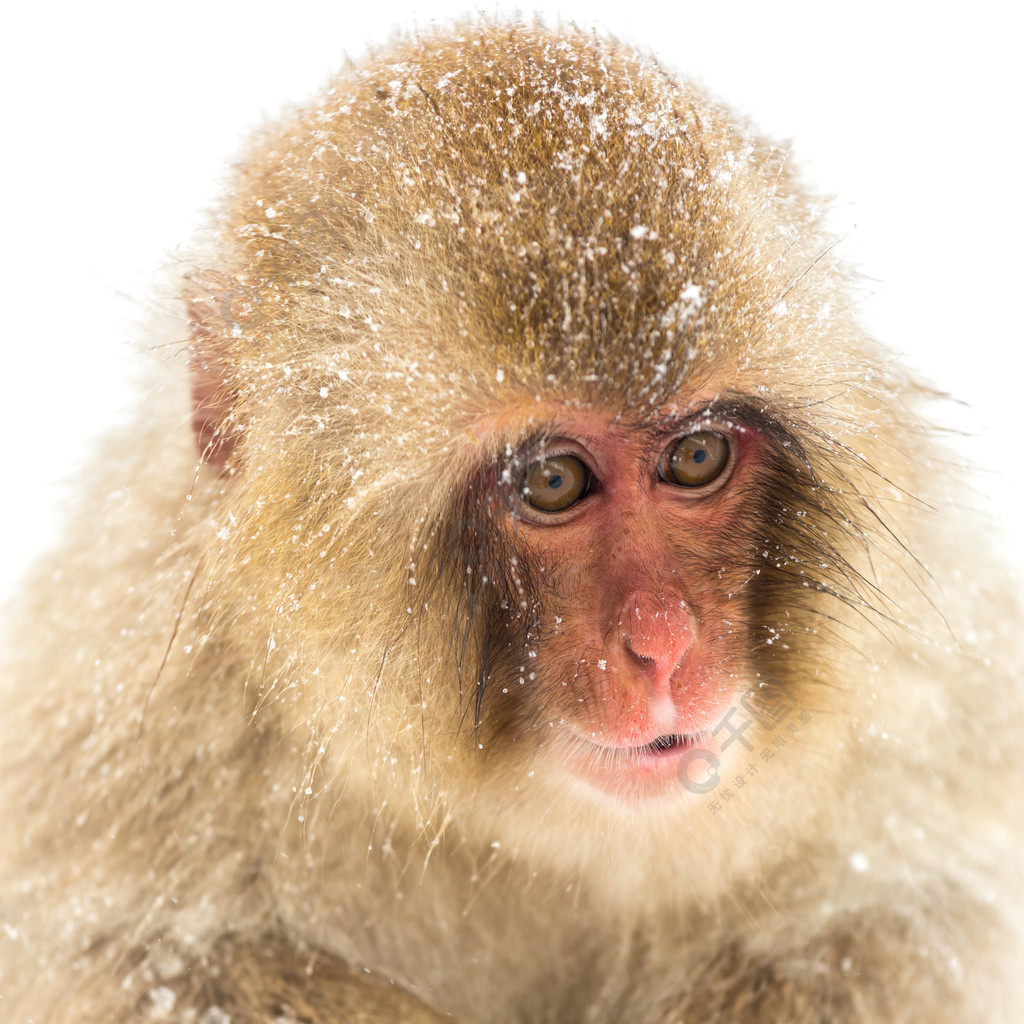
[620,592,694,675]
[625,635,655,665]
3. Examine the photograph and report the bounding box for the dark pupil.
[693,449,706,463]
[548,474,563,489]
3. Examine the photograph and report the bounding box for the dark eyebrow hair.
[487,392,802,462]
[642,392,801,449]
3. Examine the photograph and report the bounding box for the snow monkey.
[1,21,1022,1024]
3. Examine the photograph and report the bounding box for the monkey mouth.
[639,733,693,756]
[568,728,706,765]
[588,731,702,762]
[557,727,711,800]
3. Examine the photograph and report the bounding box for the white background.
[1,1,1021,600]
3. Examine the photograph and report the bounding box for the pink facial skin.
[480,400,763,802]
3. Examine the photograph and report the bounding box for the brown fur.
[1,22,1021,1023]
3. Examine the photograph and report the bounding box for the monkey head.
[184,26,913,856]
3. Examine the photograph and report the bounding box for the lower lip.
[562,733,708,799]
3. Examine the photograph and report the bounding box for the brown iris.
[660,431,730,488]
[522,455,589,512]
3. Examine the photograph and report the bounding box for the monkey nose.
[621,593,694,682]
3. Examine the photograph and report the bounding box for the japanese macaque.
[1,22,1022,1024]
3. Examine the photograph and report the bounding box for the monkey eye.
[522,454,590,513]
[659,431,730,488]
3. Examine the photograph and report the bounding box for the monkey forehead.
[208,22,848,405]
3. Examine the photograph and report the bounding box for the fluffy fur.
[1,22,1021,1023]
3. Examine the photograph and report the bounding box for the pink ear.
[187,272,245,472]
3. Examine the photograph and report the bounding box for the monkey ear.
[186,271,246,473]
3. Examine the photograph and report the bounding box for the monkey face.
[465,399,772,803]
